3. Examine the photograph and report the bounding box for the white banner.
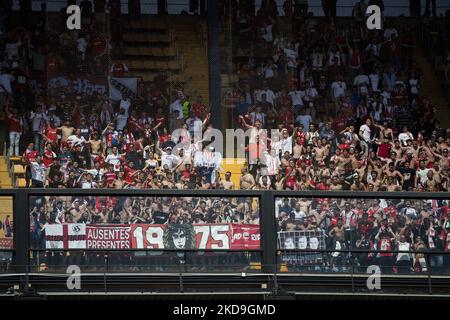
[109,77,138,101]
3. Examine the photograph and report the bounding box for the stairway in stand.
[414,34,450,129]
[172,17,209,103]
[220,158,246,189]
[0,156,12,189]
[117,16,184,84]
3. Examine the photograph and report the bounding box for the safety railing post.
[14,189,30,292]
[351,256,355,294]
[427,253,432,295]
[261,191,276,274]
[179,252,184,293]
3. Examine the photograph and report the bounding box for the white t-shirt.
[409,78,419,94]
[0,73,14,94]
[31,162,46,182]
[359,124,371,142]
[77,38,88,53]
[278,136,293,155]
[369,73,380,91]
[186,117,202,135]
[296,115,313,131]
[256,89,276,105]
[115,114,128,131]
[161,152,179,170]
[304,88,318,101]
[67,135,87,148]
[284,48,298,68]
[31,112,47,132]
[398,132,413,146]
[331,81,347,99]
[417,168,430,185]
[5,42,21,60]
[81,181,97,189]
[119,99,131,116]
[260,153,280,176]
[354,74,370,87]
[288,90,304,106]
[169,99,184,119]
[311,52,325,69]
[105,153,122,169]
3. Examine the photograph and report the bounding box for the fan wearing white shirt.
[359,118,372,156]
[353,72,370,96]
[169,98,184,119]
[283,44,298,69]
[398,127,414,147]
[288,89,304,113]
[330,79,347,101]
[295,109,313,132]
[256,86,276,106]
[105,146,123,171]
[119,94,131,117]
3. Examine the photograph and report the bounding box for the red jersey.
[317,183,330,191]
[379,238,393,257]
[191,103,207,119]
[44,127,58,145]
[180,170,191,179]
[377,143,391,158]
[124,166,136,184]
[23,149,39,164]
[92,35,106,56]
[46,57,59,77]
[6,113,21,132]
[104,172,116,185]
[43,150,56,168]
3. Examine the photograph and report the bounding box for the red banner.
[0,238,13,250]
[130,224,260,250]
[230,224,261,250]
[86,225,131,249]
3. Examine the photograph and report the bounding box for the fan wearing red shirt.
[42,143,57,168]
[46,54,60,78]
[277,106,294,129]
[180,164,192,180]
[22,143,39,187]
[191,96,208,119]
[22,143,39,165]
[42,122,58,147]
[5,103,22,157]
[333,114,348,133]
[103,166,117,187]
[91,33,107,57]
[123,162,137,184]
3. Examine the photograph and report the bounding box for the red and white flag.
[45,224,86,249]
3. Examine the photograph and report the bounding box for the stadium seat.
[16,178,27,188]
[13,164,25,175]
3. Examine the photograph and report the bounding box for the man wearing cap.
[158,144,179,171]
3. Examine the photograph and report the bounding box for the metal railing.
[10,0,450,16]
[1,189,450,296]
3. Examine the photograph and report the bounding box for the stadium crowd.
[276,197,450,273]
[0,1,449,275]
[0,1,449,194]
